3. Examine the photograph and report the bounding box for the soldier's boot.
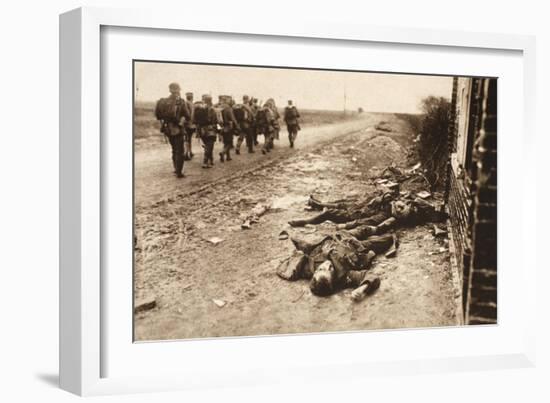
[226,149,232,161]
[219,151,225,163]
[235,137,243,155]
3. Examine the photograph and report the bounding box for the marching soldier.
[250,97,260,146]
[258,102,276,154]
[183,92,196,160]
[284,99,301,148]
[154,82,190,178]
[219,96,240,162]
[234,95,255,154]
[266,98,281,144]
[194,94,218,168]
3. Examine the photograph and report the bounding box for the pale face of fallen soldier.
[310,261,337,296]
[391,200,412,220]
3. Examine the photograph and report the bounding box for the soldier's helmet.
[202,94,212,103]
[243,95,249,102]
[185,92,193,99]
[169,82,181,92]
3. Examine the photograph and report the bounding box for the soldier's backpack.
[232,104,248,123]
[155,97,179,121]
[193,102,210,126]
[255,108,267,126]
[285,106,298,120]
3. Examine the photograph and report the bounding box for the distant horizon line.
[133,100,425,115]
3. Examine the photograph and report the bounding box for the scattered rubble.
[417,191,432,199]
[240,202,270,230]
[212,299,227,308]
[433,224,447,237]
[207,237,224,245]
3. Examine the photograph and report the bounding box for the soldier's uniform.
[234,95,255,154]
[219,97,239,162]
[284,101,301,148]
[258,104,276,154]
[250,98,260,146]
[154,83,190,178]
[267,99,281,141]
[194,94,218,168]
[183,92,196,160]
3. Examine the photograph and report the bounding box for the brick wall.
[465,78,497,324]
[446,77,497,325]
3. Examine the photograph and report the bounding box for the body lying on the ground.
[277,189,445,298]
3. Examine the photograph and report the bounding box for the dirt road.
[134,113,460,341]
[135,115,370,206]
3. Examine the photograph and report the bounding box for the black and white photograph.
[133,61,497,341]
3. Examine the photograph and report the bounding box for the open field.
[133,101,360,147]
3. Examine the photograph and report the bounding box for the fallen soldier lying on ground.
[288,190,445,229]
[277,217,397,298]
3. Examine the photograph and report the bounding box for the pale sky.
[134,61,453,113]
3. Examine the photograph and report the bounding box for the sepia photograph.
[132,61,497,342]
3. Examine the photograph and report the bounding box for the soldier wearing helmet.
[154,82,190,178]
[193,94,219,168]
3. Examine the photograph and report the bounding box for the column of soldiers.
[154,83,301,177]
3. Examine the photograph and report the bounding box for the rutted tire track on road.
[139,123,378,213]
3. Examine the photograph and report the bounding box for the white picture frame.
[60,6,537,396]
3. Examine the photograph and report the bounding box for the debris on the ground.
[429,246,448,255]
[351,157,358,162]
[417,191,432,199]
[241,202,270,230]
[207,237,224,245]
[212,299,226,308]
[381,166,403,178]
[383,181,399,191]
[278,230,289,240]
[134,297,156,314]
[433,225,447,237]
[195,221,207,229]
